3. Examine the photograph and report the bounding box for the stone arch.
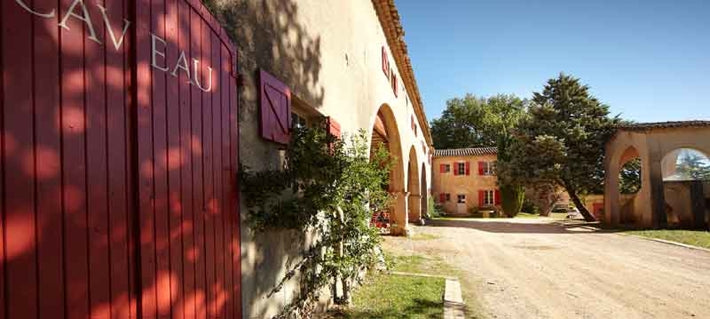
[604,136,652,226]
[370,104,407,235]
[661,147,710,180]
[616,146,643,224]
[407,146,421,223]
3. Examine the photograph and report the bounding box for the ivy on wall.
[240,120,392,317]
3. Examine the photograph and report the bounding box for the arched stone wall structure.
[370,104,407,234]
[605,122,710,228]
[407,146,421,223]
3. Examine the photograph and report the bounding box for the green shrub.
[521,197,539,214]
[500,185,524,217]
[433,203,446,217]
[427,196,441,218]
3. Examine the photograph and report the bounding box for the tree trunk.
[562,182,596,222]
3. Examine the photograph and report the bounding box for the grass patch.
[385,254,483,318]
[332,273,444,318]
[389,254,457,277]
[625,229,710,249]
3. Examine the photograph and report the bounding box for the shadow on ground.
[427,218,620,234]
[326,298,442,319]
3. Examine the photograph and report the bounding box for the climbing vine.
[240,120,392,317]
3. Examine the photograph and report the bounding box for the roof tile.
[434,147,497,157]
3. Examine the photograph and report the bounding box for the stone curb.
[443,279,465,319]
[631,235,710,253]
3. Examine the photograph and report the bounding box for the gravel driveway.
[382,218,710,319]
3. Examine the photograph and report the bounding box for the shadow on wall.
[204,0,326,317]
[205,0,324,108]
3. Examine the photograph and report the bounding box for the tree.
[430,94,525,149]
[431,94,528,216]
[487,95,528,217]
[676,151,710,180]
[501,74,619,222]
[619,158,642,194]
[522,182,565,216]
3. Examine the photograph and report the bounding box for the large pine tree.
[501,74,619,221]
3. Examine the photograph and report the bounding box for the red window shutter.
[453,163,458,176]
[478,190,485,207]
[327,116,341,138]
[259,70,291,144]
[495,190,501,205]
[478,161,484,175]
[439,193,445,203]
[392,73,398,97]
[465,162,471,175]
[381,46,389,78]
[439,164,445,173]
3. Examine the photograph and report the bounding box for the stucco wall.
[432,154,498,215]
[205,1,432,317]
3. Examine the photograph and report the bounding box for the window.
[483,190,494,206]
[291,113,307,128]
[457,162,466,175]
[443,164,451,173]
[480,161,496,176]
[445,193,451,202]
[457,194,466,204]
[290,95,321,129]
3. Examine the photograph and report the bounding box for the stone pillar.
[408,193,422,223]
[690,181,706,229]
[390,191,410,236]
[648,150,667,228]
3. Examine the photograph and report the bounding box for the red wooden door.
[1,0,240,318]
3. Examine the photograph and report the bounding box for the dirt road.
[382,218,710,319]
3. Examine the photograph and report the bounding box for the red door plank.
[178,1,196,317]
[2,0,38,317]
[190,10,206,318]
[150,0,171,317]
[85,3,112,318]
[32,0,65,316]
[105,0,132,317]
[0,1,4,313]
[59,0,90,316]
[165,0,185,317]
[200,20,216,318]
[136,0,157,316]
[123,2,138,317]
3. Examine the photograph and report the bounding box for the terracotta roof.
[434,147,497,157]
[371,0,432,146]
[619,121,710,131]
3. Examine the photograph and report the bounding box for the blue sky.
[396,0,710,123]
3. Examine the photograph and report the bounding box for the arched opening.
[407,146,421,223]
[617,146,642,224]
[370,105,406,235]
[421,163,428,219]
[661,148,710,228]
